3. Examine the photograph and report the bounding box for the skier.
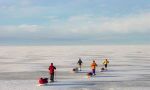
[103,59,109,69]
[48,63,56,82]
[77,58,83,71]
[91,60,97,75]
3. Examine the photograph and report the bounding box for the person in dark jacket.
[77,58,83,71]
[48,63,56,82]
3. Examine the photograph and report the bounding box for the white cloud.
[0,24,42,32]
[0,12,150,37]
[100,12,150,33]
[49,12,150,34]
[18,24,42,32]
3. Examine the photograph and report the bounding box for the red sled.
[38,77,48,86]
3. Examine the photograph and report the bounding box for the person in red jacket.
[48,63,56,82]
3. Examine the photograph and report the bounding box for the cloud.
[18,24,43,32]
[0,24,42,32]
[100,12,150,33]
[49,12,150,35]
[0,12,150,39]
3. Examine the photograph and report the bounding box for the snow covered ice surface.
[0,45,150,90]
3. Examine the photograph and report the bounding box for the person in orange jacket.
[91,60,97,75]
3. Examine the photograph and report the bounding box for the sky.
[0,0,150,45]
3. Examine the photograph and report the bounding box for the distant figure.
[91,60,97,75]
[103,59,109,69]
[48,63,56,82]
[77,58,83,71]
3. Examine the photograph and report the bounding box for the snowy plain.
[0,45,150,90]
